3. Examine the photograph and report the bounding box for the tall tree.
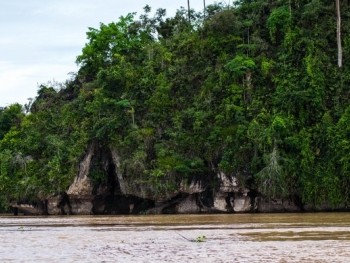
[336,0,342,67]
[187,0,191,22]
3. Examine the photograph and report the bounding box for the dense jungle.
[0,0,349,213]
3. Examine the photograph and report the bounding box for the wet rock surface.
[15,143,348,215]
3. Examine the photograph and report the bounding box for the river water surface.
[1,213,350,262]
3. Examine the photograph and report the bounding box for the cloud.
[33,2,95,17]
[0,0,214,106]
[0,61,77,106]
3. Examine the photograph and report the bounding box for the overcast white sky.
[0,0,218,107]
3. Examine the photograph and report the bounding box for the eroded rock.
[67,143,95,196]
[44,143,342,215]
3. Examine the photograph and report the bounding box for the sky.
[0,0,218,107]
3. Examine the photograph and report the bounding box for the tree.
[0,104,24,139]
[1,1,350,210]
[187,0,191,22]
[336,0,342,67]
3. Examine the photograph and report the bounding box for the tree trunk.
[203,0,206,18]
[187,0,191,23]
[336,0,342,67]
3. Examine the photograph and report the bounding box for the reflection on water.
[1,213,350,262]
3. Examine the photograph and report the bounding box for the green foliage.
[260,58,274,77]
[0,1,349,209]
[194,235,207,242]
[226,55,256,77]
[0,104,24,139]
[256,146,286,198]
[267,6,291,43]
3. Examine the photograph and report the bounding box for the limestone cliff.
[44,142,308,215]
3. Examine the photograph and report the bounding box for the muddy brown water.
[0,213,350,262]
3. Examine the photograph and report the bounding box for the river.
[1,213,350,262]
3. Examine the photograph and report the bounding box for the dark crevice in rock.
[92,194,154,215]
[225,192,235,212]
[43,142,350,215]
[161,193,189,214]
[11,198,49,216]
[198,186,214,208]
[247,189,259,212]
[290,194,304,212]
[57,192,72,215]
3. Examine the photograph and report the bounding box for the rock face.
[42,142,347,215]
[257,197,300,213]
[67,143,95,196]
